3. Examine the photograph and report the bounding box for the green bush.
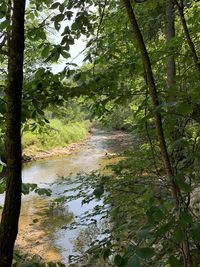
[22,119,89,151]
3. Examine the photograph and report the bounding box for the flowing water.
[0,129,133,264]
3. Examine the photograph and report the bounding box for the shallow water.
[0,129,133,264]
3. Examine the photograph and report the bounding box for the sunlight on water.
[0,129,133,264]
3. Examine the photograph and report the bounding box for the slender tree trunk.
[123,0,179,203]
[166,0,178,172]
[123,1,193,266]
[166,2,193,266]
[0,0,26,266]
[166,0,176,93]
[143,67,159,175]
[173,0,200,74]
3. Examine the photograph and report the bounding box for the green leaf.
[136,228,150,240]
[175,177,191,193]
[35,188,52,196]
[50,50,60,62]
[44,118,50,123]
[176,102,192,116]
[61,26,71,36]
[113,254,127,266]
[0,164,3,173]
[35,68,45,79]
[59,4,64,13]
[50,2,60,9]
[174,227,185,243]
[37,109,45,116]
[0,2,6,19]
[179,211,192,226]
[55,21,61,31]
[0,11,5,19]
[53,14,65,23]
[156,220,174,237]
[0,19,9,30]
[0,180,6,194]
[41,45,50,58]
[22,183,37,195]
[190,223,200,243]
[147,206,164,223]
[127,256,140,267]
[136,247,155,259]
[150,206,164,220]
[60,50,70,59]
[179,181,191,193]
[102,248,111,259]
[65,11,73,20]
[169,256,181,267]
[93,185,104,198]
[114,255,123,266]
[83,53,93,63]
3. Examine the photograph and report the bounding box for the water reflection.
[1,129,133,264]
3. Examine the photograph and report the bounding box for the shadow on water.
[0,129,134,264]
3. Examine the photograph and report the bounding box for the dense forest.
[0,0,200,266]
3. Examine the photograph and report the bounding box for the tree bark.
[0,0,26,266]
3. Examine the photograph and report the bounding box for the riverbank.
[22,138,88,162]
[22,119,90,162]
[22,128,135,162]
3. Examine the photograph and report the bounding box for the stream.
[0,129,133,264]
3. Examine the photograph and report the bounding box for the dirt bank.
[22,128,136,162]
[22,139,89,162]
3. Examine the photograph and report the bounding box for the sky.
[50,5,88,73]
[51,37,86,73]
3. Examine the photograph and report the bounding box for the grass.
[22,119,89,151]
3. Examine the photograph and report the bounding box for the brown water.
[0,129,133,264]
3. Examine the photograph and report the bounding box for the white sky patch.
[50,4,91,73]
[52,36,86,73]
[25,1,89,73]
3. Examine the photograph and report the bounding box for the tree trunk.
[173,0,200,74]
[166,0,176,93]
[123,1,193,266]
[0,0,26,266]
[123,0,179,203]
[166,0,179,172]
[166,2,193,266]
